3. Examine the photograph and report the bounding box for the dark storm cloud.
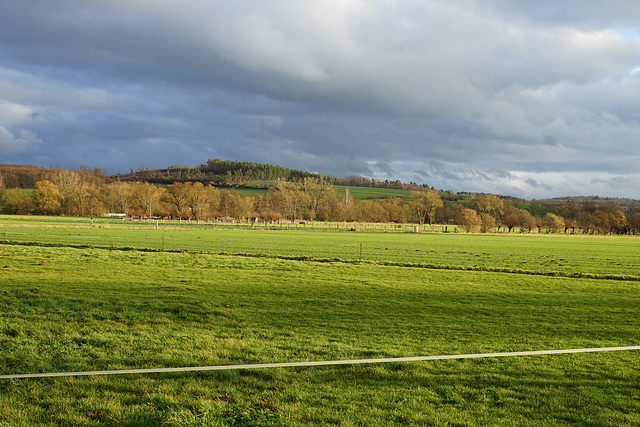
[1,0,640,198]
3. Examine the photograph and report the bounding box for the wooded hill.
[0,164,104,189]
[112,159,321,185]
[110,158,441,192]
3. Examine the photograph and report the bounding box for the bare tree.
[103,181,135,215]
[187,183,216,221]
[166,182,192,219]
[132,182,164,218]
[52,169,80,215]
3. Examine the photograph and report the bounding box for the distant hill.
[110,158,323,185]
[535,196,640,211]
[108,159,446,195]
[0,164,54,188]
[0,164,105,189]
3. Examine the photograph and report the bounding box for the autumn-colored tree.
[263,188,286,221]
[576,211,594,234]
[455,208,481,232]
[627,212,640,235]
[302,178,337,221]
[0,174,4,207]
[609,210,627,234]
[476,195,505,220]
[50,169,105,216]
[381,198,411,223]
[411,190,443,224]
[563,218,575,233]
[232,195,254,222]
[545,213,564,233]
[556,201,581,221]
[501,206,522,232]
[591,210,610,234]
[3,190,33,214]
[268,182,307,220]
[517,209,537,233]
[480,213,496,233]
[357,200,389,222]
[254,194,282,223]
[73,179,101,216]
[33,180,62,215]
[316,190,347,222]
[52,169,80,215]
[188,183,218,221]
[344,187,354,208]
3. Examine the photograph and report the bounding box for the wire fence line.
[2,346,639,380]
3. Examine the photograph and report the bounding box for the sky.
[1,1,640,199]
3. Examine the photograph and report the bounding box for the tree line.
[0,170,442,224]
[2,167,640,234]
[452,195,640,235]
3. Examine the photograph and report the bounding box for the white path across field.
[2,346,639,379]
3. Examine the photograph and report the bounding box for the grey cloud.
[484,0,640,28]
[1,1,640,197]
[525,178,539,188]
[371,161,395,177]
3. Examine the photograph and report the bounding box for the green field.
[2,216,639,279]
[334,186,412,200]
[1,216,639,425]
[226,181,414,200]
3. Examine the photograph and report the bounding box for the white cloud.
[0,101,33,127]
[0,127,41,155]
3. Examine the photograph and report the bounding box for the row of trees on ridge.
[1,168,640,234]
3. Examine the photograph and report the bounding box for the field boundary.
[2,346,639,380]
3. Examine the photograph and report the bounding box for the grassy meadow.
[232,182,415,200]
[0,216,639,425]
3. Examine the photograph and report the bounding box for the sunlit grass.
[2,215,640,279]
[1,239,639,425]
